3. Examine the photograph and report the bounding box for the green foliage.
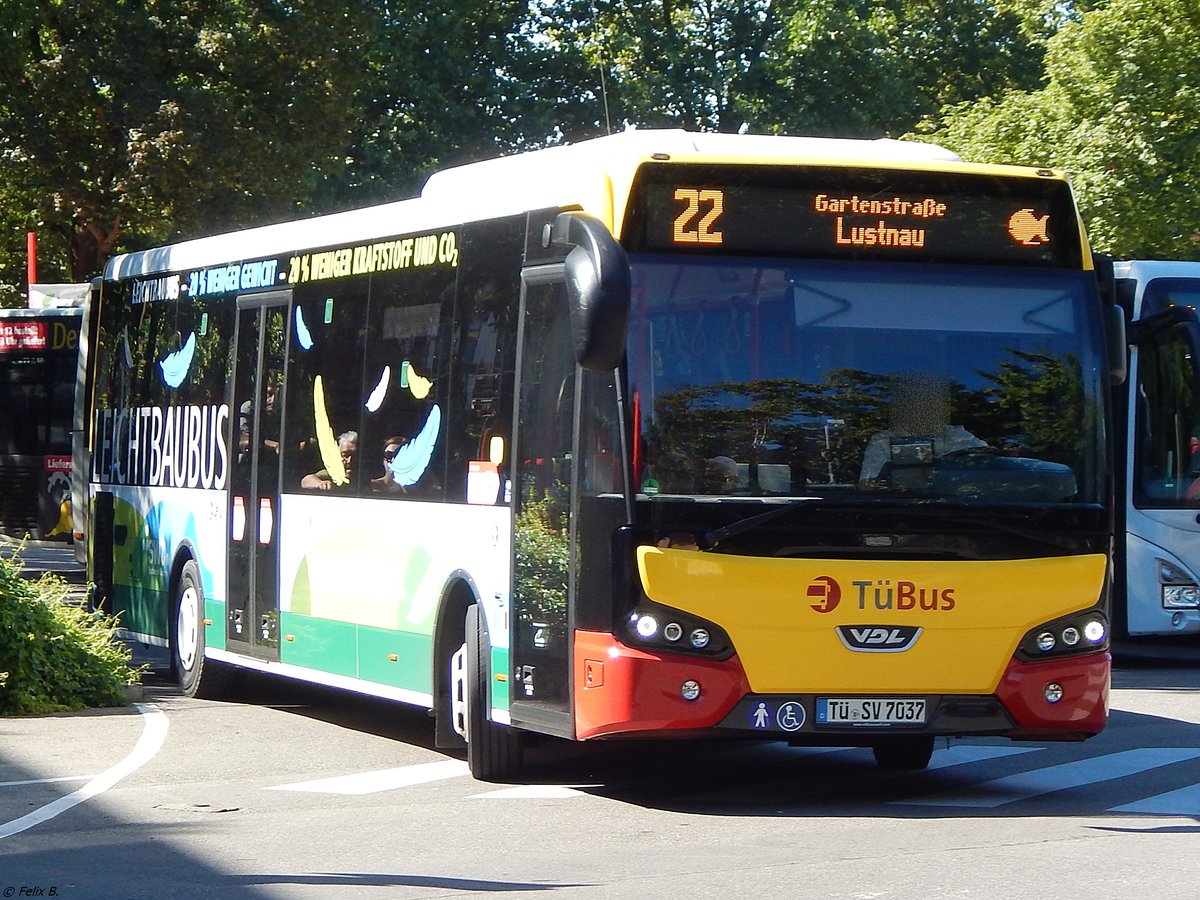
[513,493,569,627]
[0,548,142,715]
[920,0,1200,259]
[0,0,371,286]
[1,0,1197,290]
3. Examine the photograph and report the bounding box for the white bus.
[1114,260,1200,636]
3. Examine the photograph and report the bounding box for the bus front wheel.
[872,735,935,770]
[464,604,523,782]
[171,561,233,699]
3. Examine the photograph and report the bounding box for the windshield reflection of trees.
[642,349,1086,502]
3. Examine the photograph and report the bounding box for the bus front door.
[227,292,289,660]
[509,272,576,735]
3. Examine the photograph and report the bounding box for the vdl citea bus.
[1112,260,1200,637]
[83,130,1145,780]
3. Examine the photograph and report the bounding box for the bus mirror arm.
[1127,306,1200,345]
[1128,307,1200,395]
[552,212,631,371]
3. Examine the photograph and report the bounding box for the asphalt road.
[1,650,1200,899]
[4,542,1200,898]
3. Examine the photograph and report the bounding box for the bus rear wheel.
[464,604,523,782]
[872,735,935,770]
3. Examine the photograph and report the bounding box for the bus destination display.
[627,163,1080,267]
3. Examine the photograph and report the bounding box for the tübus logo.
[806,575,957,613]
[807,576,841,613]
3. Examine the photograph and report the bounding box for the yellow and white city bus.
[83,130,1130,780]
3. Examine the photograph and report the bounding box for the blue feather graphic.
[387,405,441,487]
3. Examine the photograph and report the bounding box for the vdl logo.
[836,624,923,652]
[806,575,841,613]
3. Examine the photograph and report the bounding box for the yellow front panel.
[637,548,1106,694]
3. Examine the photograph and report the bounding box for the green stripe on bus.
[279,613,357,677]
[357,626,433,693]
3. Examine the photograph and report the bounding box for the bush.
[0,546,143,715]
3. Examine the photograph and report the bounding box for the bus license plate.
[816,698,926,725]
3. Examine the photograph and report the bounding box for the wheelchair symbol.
[776,701,806,732]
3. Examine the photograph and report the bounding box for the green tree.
[536,0,1045,137]
[920,0,1200,259]
[0,0,369,291]
[311,2,575,210]
[763,0,1046,137]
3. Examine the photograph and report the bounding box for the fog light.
[1044,682,1064,703]
[663,622,683,642]
[681,680,701,701]
[1036,631,1056,652]
[635,615,658,639]
[1061,626,1080,646]
[689,628,710,649]
[1083,619,1106,642]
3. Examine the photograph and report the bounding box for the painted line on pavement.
[0,703,169,840]
[267,759,470,794]
[895,747,1200,808]
[0,775,93,789]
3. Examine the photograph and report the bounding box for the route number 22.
[672,188,725,244]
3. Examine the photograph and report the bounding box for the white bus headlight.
[1163,585,1200,609]
[1158,560,1200,609]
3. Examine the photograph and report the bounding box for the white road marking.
[1111,782,1200,816]
[896,748,1200,808]
[0,776,93,788]
[924,745,1043,770]
[468,785,592,799]
[0,703,169,841]
[268,759,470,794]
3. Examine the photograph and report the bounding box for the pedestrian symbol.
[752,702,771,729]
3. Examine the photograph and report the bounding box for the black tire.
[465,604,522,782]
[171,561,233,699]
[872,735,936,770]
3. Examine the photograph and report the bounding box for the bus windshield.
[627,257,1106,506]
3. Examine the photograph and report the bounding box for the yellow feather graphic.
[407,363,433,400]
[313,375,347,485]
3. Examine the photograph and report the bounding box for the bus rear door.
[227,291,289,660]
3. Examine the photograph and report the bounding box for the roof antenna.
[589,1,612,134]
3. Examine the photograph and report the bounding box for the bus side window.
[361,266,453,500]
[283,280,369,493]
[1134,327,1200,507]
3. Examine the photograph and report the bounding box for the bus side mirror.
[1093,253,1115,304]
[1107,303,1128,385]
[1094,255,1127,385]
[551,212,630,371]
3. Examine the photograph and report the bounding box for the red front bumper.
[571,630,1109,741]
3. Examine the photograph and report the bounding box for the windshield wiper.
[699,499,1101,552]
[699,499,823,549]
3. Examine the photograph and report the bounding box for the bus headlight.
[624,601,732,658]
[1159,560,1200,609]
[1017,608,1109,661]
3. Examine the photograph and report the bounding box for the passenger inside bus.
[301,431,358,491]
[371,435,408,495]
[858,374,987,487]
